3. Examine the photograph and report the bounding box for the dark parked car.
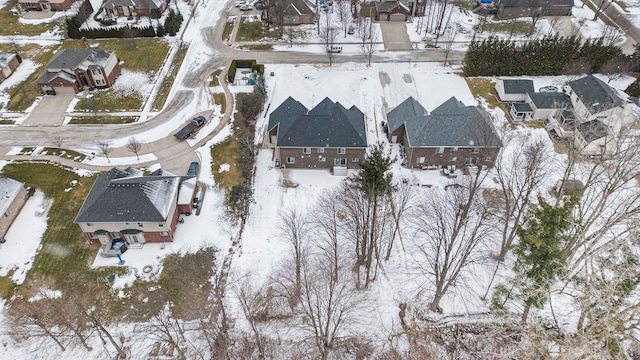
[188,161,200,177]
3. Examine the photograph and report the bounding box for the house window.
[334,158,346,166]
[352,158,359,163]
[3,211,8,218]
[89,232,97,239]
[160,231,169,236]
[452,147,458,152]
[126,234,140,243]
[436,147,444,154]
[319,156,326,162]
[95,79,104,85]
[111,232,121,239]
[451,157,457,162]
[86,222,93,226]
[338,148,346,154]
[416,157,425,164]
[138,222,144,227]
[92,69,100,75]
[303,148,311,154]
[472,148,479,154]
[287,157,295,164]
[317,147,325,153]
[484,157,492,162]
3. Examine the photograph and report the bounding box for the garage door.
[53,85,76,95]
[389,13,406,21]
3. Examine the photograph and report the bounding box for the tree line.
[463,36,635,77]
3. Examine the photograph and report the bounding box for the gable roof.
[282,0,314,15]
[577,119,610,144]
[269,97,367,148]
[501,79,534,94]
[0,177,24,217]
[396,97,502,148]
[569,75,624,113]
[375,0,410,12]
[527,92,572,109]
[74,167,181,224]
[36,49,115,85]
[386,96,429,134]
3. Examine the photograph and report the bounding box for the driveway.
[379,22,412,51]
[22,94,75,126]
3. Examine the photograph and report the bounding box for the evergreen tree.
[625,77,640,97]
[513,196,575,323]
[352,142,396,196]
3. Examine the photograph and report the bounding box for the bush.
[625,78,640,97]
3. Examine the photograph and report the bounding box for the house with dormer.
[74,168,197,254]
[266,97,367,175]
[35,49,120,95]
[386,96,502,170]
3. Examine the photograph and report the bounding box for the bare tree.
[600,56,632,83]
[361,18,378,67]
[8,291,67,352]
[563,60,591,82]
[126,137,142,160]
[335,0,351,37]
[267,0,288,37]
[409,175,495,312]
[320,11,339,66]
[592,0,614,21]
[50,134,64,150]
[97,141,112,163]
[441,25,457,66]
[233,276,273,359]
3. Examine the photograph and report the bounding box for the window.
[436,147,444,154]
[352,158,359,163]
[338,148,346,154]
[160,231,169,236]
[452,147,458,152]
[86,222,93,226]
[138,222,144,227]
[451,157,457,162]
[472,148,479,154]
[416,157,425,164]
[334,158,346,166]
[126,234,139,243]
[319,156,326,162]
[95,79,104,85]
[111,232,121,239]
[287,157,295,164]
[303,148,311,154]
[89,232,97,239]
[317,147,325,153]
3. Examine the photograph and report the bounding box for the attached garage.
[52,85,77,95]
[389,13,407,21]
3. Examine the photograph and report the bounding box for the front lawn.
[237,17,279,41]
[68,116,138,124]
[0,0,61,36]
[75,90,143,112]
[465,77,505,112]
[210,137,244,189]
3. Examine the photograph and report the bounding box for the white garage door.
[53,86,76,95]
[389,13,406,21]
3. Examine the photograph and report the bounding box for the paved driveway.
[379,22,412,51]
[22,94,75,126]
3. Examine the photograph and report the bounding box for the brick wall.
[279,147,366,169]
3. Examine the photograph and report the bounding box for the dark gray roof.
[104,0,163,10]
[375,0,410,12]
[74,168,181,223]
[401,97,502,148]
[577,119,610,144]
[527,92,571,109]
[502,79,534,94]
[512,102,533,112]
[499,0,573,7]
[386,96,428,134]
[282,0,314,15]
[36,49,115,85]
[569,75,624,113]
[269,97,367,148]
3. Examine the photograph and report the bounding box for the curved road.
[0,3,466,172]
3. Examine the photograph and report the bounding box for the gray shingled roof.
[502,79,534,94]
[269,97,367,148]
[577,119,610,144]
[0,177,23,218]
[74,168,181,223]
[527,92,571,109]
[512,102,533,112]
[36,49,115,85]
[104,0,163,10]
[375,0,410,12]
[399,97,502,148]
[386,96,428,134]
[569,75,623,114]
[282,0,314,15]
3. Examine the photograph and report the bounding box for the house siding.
[279,147,366,169]
[0,185,27,239]
[38,76,79,94]
[405,145,501,169]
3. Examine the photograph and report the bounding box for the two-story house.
[266,97,367,175]
[386,96,503,170]
[35,49,120,95]
[102,0,167,19]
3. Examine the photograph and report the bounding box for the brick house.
[266,97,368,174]
[35,49,121,95]
[268,0,315,25]
[102,0,167,19]
[374,0,411,21]
[74,168,198,251]
[496,0,573,19]
[0,177,28,239]
[0,53,21,84]
[17,0,75,13]
[386,97,503,169]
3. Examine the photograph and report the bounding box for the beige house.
[18,0,75,13]
[0,53,21,83]
[0,177,28,239]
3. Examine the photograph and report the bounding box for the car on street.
[188,161,200,177]
[240,4,253,10]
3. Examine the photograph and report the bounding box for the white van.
[327,46,342,53]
